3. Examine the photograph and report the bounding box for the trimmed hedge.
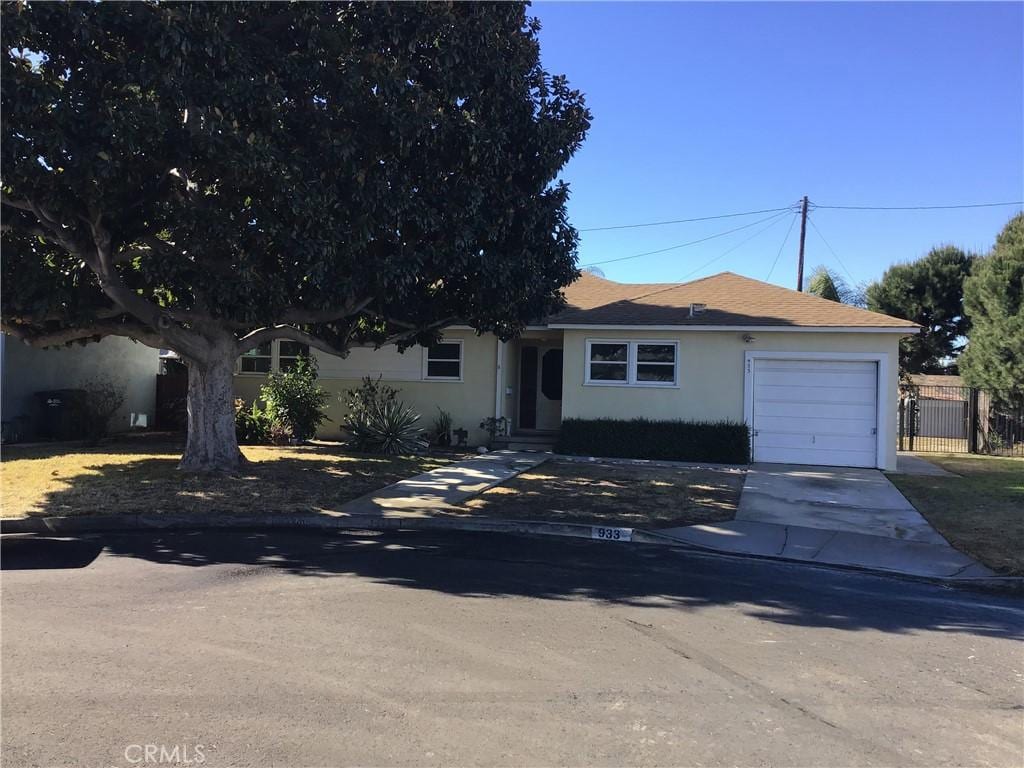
[555,418,750,464]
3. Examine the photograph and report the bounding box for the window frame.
[277,340,311,373]
[422,339,464,382]
[584,338,679,388]
[237,341,273,375]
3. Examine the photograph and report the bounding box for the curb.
[0,512,657,543]
[637,528,1024,595]
[2,514,1021,595]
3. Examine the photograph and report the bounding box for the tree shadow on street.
[4,527,1021,642]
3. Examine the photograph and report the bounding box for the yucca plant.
[431,407,453,447]
[348,400,427,455]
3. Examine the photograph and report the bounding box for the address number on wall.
[591,526,633,542]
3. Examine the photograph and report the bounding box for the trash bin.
[33,389,87,440]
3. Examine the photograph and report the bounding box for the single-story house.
[234,271,919,470]
[1,334,159,441]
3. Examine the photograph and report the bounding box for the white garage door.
[751,359,878,468]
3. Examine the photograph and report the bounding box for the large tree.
[865,246,975,374]
[959,214,1024,409]
[1,2,590,470]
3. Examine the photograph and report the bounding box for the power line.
[614,213,796,306]
[806,215,856,284]
[578,205,797,232]
[680,212,792,280]
[580,210,791,267]
[765,212,800,282]
[811,200,1023,212]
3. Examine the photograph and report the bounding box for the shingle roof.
[550,271,918,329]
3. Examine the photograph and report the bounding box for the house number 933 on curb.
[591,526,633,542]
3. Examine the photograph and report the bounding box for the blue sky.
[530,1,1024,288]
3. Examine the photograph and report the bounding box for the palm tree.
[806,265,866,306]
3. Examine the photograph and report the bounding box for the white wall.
[2,335,159,436]
[560,329,903,469]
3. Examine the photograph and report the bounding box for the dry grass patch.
[1,440,457,518]
[887,453,1024,576]
[459,459,744,528]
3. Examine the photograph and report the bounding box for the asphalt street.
[2,529,1022,767]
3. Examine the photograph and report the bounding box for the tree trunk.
[179,347,246,472]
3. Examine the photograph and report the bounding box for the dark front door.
[519,346,538,429]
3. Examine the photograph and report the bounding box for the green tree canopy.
[865,246,975,374]
[1,2,590,470]
[959,213,1024,409]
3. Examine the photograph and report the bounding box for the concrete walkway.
[896,452,958,477]
[658,464,993,579]
[340,450,550,516]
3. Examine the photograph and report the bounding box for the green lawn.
[888,453,1024,576]
[1,439,455,518]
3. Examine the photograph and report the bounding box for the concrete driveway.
[737,464,945,544]
[659,464,993,578]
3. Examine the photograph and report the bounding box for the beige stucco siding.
[559,329,902,469]
[234,330,498,445]
[1,335,159,435]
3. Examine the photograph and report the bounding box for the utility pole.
[796,195,809,291]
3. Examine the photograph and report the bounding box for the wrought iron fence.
[898,384,1024,457]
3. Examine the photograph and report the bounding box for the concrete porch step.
[492,432,558,452]
[494,442,555,452]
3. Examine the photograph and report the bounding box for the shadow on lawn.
[463,461,743,527]
[4,528,1022,641]
[7,445,451,518]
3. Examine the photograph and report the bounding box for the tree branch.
[87,218,208,359]
[381,317,459,347]
[280,297,374,325]
[0,193,34,212]
[1,318,167,351]
[236,325,352,357]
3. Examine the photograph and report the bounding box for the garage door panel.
[751,358,878,468]
[754,445,877,467]
[753,383,876,404]
[753,401,877,420]
[755,360,876,373]
[753,414,876,436]
[753,432,876,452]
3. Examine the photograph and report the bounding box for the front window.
[425,341,463,380]
[585,340,678,387]
[279,341,310,372]
[636,343,676,383]
[588,342,628,382]
[239,341,271,373]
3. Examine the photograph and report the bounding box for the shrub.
[268,419,294,446]
[555,418,750,464]
[479,415,510,448]
[260,357,329,441]
[234,399,272,445]
[347,400,427,455]
[431,407,453,447]
[81,377,127,445]
[341,375,399,435]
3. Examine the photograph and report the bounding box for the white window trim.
[422,339,464,382]
[277,340,311,372]
[237,341,274,376]
[236,340,310,376]
[584,339,680,388]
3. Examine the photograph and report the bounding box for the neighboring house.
[1,334,159,440]
[234,272,918,470]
